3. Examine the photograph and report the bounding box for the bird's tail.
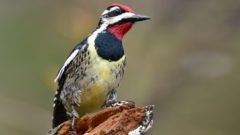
[52,88,68,128]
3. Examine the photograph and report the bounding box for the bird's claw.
[67,109,79,118]
[72,109,79,119]
[67,130,77,135]
[66,106,80,131]
[107,100,134,108]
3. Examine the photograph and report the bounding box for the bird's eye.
[114,9,122,15]
[107,9,122,17]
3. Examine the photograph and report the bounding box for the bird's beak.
[128,14,151,22]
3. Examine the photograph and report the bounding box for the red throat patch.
[108,22,133,40]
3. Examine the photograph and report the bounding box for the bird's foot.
[107,100,135,108]
[67,107,79,131]
[67,130,77,135]
[66,109,79,119]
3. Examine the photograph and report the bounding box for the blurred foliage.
[0,0,240,135]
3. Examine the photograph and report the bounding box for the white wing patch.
[54,49,80,82]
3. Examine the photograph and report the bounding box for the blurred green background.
[0,0,240,134]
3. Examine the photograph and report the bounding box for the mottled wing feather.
[52,40,88,128]
[54,49,79,82]
[55,42,87,83]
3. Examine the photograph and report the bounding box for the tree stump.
[48,102,154,135]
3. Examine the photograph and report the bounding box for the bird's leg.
[105,89,133,107]
[105,89,117,107]
[71,105,79,129]
[67,105,79,132]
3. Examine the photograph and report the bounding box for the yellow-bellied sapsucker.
[52,3,150,128]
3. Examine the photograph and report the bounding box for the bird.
[52,3,150,128]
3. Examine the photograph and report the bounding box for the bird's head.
[98,3,150,40]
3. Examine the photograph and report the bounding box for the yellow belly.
[76,84,106,116]
[74,40,125,115]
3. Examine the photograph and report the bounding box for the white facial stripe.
[105,12,135,24]
[101,10,109,15]
[109,6,120,12]
[101,6,120,16]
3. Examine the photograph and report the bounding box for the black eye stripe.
[106,8,125,17]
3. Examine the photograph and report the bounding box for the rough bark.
[48,102,154,135]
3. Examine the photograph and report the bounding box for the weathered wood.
[48,102,154,135]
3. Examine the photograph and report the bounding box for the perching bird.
[52,3,150,128]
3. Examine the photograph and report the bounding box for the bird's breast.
[94,30,124,61]
[86,42,126,89]
[75,42,125,114]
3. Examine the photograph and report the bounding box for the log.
[48,102,154,135]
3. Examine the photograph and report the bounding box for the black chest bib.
[95,31,124,61]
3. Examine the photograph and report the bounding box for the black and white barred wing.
[52,43,87,128]
[54,44,87,83]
